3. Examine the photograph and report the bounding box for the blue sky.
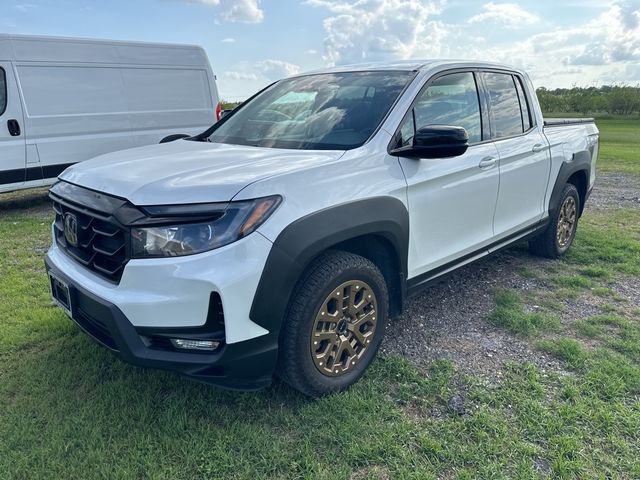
[2,0,639,100]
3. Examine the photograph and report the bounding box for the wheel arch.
[249,197,409,334]
[548,151,591,218]
[566,170,588,216]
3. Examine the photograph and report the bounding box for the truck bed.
[543,118,596,127]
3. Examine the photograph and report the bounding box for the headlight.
[131,196,281,258]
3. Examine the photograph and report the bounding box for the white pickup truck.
[45,60,599,396]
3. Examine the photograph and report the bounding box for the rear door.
[482,71,551,236]
[396,71,500,279]
[0,62,27,191]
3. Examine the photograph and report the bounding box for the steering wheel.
[260,109,293,121]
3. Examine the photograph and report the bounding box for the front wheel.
[529,183,580,258]
[277,251,388,397]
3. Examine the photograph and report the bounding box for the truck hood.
[59,140,345,205]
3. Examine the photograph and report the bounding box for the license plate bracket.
[49,272,73,317]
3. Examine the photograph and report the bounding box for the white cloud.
[222,60,300,83]
[218,59,301,101]
[306,49,318,54]
[223,71,259,81]
[468,2,540,27]
[219,0,264,23]
[305,0,446,65]
[467,1,640,86]
[256,59,301,79]
[14,3,36,12]
[306,0,640,87]
[221,37,236,43]
[186,0,264,23]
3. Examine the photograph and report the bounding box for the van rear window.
[0,68,6,115]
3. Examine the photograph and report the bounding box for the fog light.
[170,338,220,351]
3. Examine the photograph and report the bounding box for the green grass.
[489,289,560,336]
[1,120,640,478]
[564,208,640,277]
[544,115,640,176]
[596,118,640,175]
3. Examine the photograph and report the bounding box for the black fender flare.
[249,196,409,333]
[548,151,591,217]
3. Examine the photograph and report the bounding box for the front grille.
[52,196,128,283]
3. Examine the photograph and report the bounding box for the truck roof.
[296,59,526,76]
[0,33,208,67]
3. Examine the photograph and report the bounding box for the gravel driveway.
[588,173,640,210]
[380,249,567,378]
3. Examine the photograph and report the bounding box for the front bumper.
[45,256,279,390]
[46,224,273,343]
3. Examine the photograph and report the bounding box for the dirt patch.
[610,276,640,310]
[381,249,567,379]
[350,465,390,480]
[0,187,51,218]
[589,172,640,210]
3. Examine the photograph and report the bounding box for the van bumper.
[44,252,279,391]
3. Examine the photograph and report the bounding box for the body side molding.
[406,218,549,296]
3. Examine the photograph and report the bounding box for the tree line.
[223,84,640,117]
[536,85,640,116]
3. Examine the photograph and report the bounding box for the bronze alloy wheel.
[556,195,577,248]
[310,280,378,377]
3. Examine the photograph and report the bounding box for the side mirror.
[220,109,234,118]
[392,125,469,159]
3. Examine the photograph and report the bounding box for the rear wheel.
[277,251,388,397]
[529,183,580,258]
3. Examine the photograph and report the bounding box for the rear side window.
[514,76,533,130]
[0,68,6,115]
[483,72,523,139]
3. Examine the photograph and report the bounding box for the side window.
[514,76,533,130]
[483,72,523,138]
[397,72,482,147]
[0,68,6,116]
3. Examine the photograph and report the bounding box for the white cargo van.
[0,34,220,193]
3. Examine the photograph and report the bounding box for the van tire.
[277,250,388,397]
[529,183,580,258]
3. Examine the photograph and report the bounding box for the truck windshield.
[208,71,414,150]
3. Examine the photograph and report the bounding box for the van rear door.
[0,62,27,191]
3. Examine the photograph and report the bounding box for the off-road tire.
[277,250,388,397]
[529,183,580,258]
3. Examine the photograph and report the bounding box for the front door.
[0,62,27,191]
[395,71,500,279]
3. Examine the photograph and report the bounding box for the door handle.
[7,119,21,137]
[532,143,547,153]
[478,157,497,169]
